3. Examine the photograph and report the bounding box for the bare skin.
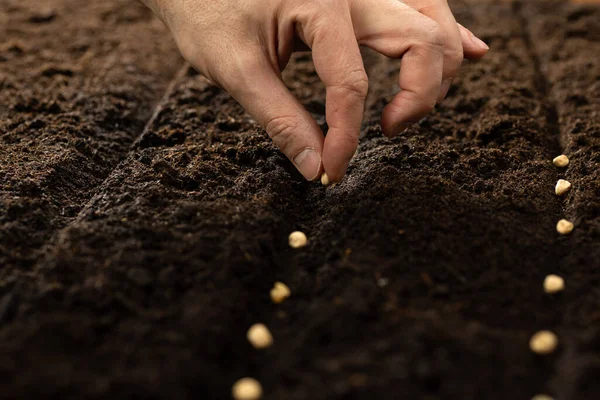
[141,0,488,182]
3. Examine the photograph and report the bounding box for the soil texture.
[1,0,599,399]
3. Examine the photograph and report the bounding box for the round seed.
[531,395,554,400]
[555,179,571,196]
[247,323,273,349]
[552,154,569,168]
[270,281,291,304]
[556,219,574,235]
[321,173,330,186]
[529,330,558,354]
[543,275,564,294]
[288,231,308,248]
[232,378,263,400]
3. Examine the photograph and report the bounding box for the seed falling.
[270,281,291,304]
[288,231,308,248]
[247,323,273,349]
[531,395,554,400]
[232,378,263,400]
[543,275,565,294]
[321,172,330,186]
[556,219,574,235]
[555,179,571,196]
[529,330,558,354]
[552,154,569,168]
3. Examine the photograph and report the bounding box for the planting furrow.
[0,0,182,273]
[523,1,600,398]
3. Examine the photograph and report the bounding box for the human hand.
[142,0,488,182]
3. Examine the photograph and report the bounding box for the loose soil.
[1,0,599,399]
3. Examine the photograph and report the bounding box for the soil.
[0,0,599,399]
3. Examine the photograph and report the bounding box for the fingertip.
[381,102,413,138]
[293,148,323,181]
[458,24,489,59]
[321,137,357,183]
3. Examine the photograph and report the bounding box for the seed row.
[529,155,574,400]
[232,233,304,398]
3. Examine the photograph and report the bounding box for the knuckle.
[335,70,369,99]
[218,52,265,93]
[417,19,446,49]
[265,115,297,154]
[428,22,447,48]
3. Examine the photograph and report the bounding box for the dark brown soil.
[1,0,599,399]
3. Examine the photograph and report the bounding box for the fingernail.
[390,123,409,137]
[293,148,321,181]
[437,79,452,102]
[473,35,489,50]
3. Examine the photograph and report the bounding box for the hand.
[142,0,488,182]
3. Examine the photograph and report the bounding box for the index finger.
[297,7,368,182]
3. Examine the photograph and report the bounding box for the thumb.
[222,56,324,181]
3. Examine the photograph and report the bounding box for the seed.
[321,173,330,186]
[247,323,273,349]
[531,395,554,400]
[552,155,569,168]
[556,219,574,235]
[543,275,564,294]
[288,231,308,248]
[270,281,291,304]
[529,330,558,354]
[232,378,263,400]
[555,179,571,196]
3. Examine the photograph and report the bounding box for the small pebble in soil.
[270,282,291,304]
[529,330,558,354]
[288,231,308,248]
[232,378,263,400]
[543,275,565,294]
[247,323,273,349]
[531,395,554,400]
[321,173,330,186]
[555,179,571,196]
[552,155,569,168]
[556,219,574,235]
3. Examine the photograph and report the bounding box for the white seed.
[270,281,291,304]
[321,173,330,186]
[555,179,571,196]
[232,378,263,400]
[552,155,569,168]
[531,395,554,400]
[288,231,308,248]
[543,275,564,294]
[247,323,273,349]
[529,330,558,354]
[556,219,574,235]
